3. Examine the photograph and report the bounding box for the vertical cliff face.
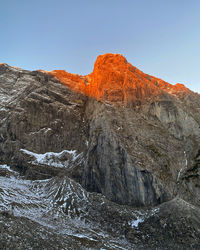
[81,100,169,206]
[0,54,200,208]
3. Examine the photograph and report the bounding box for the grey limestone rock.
[0,63,200,208]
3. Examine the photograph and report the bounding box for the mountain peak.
[39,54,192,104]
[93,53,128,71]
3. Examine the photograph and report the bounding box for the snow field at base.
[0,164,133,248]
[0,165,101,242]
[0,163,161,234]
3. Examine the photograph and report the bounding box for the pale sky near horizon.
[0,0,200,93]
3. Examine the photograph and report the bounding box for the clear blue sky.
[1,0,200,92]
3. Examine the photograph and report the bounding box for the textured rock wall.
[1,54,200,207]
[0,65,88,170]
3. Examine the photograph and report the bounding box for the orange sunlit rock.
[171,83,190,92]
[48,53,190,104]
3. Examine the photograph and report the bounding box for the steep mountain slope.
[0,54,200,248]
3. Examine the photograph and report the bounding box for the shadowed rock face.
[0,54,200,208]
[81,104,167,206]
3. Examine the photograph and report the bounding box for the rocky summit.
[0,54,200,249]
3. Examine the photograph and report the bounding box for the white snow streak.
[177,151,188,182]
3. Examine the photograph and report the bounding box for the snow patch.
[150,207,160,216]
[45,128,52,133]
[177,168,183,181]
[0,164,12,170]
[20,149,82,168]
[129,207,160,228]
[131,217,144,228]
[184,151,188,168]
[0,164,16,173]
